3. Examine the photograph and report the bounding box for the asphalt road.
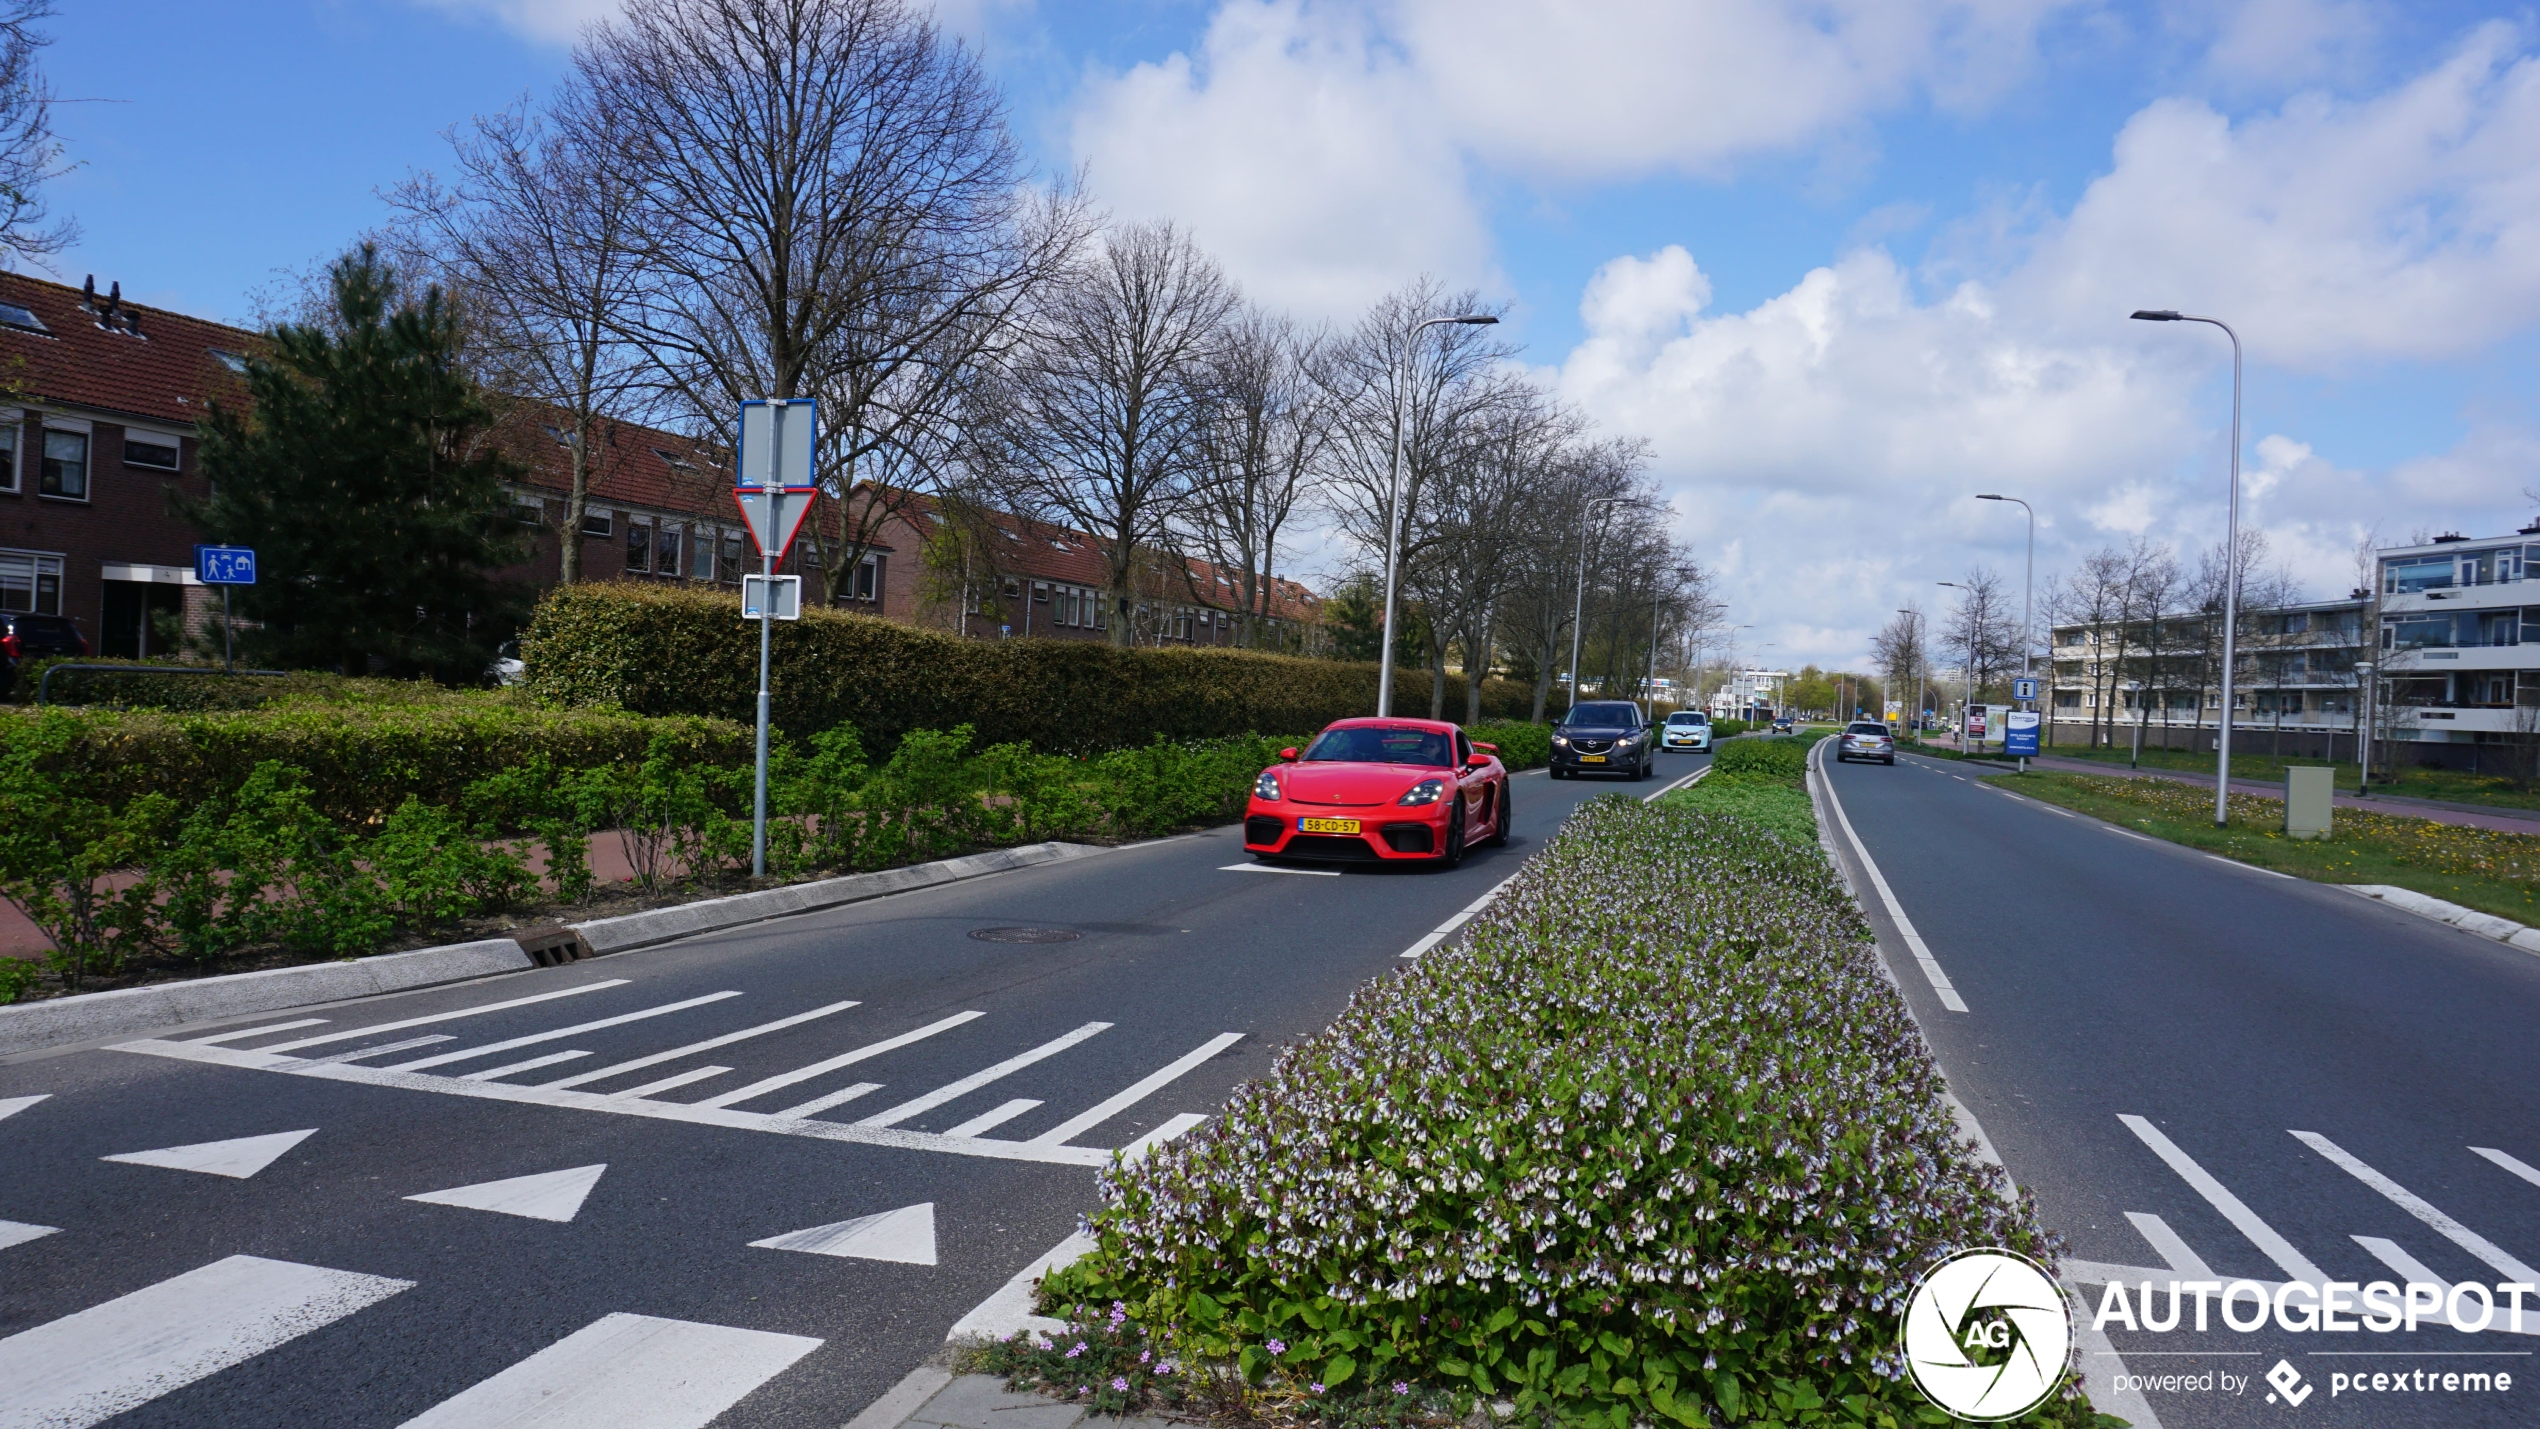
[0,748,1706,1429]
[1821,748,2540,1429]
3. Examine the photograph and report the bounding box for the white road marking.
[184,1019,326,1045]
[690,1011,983,1110]
[2352,1235,2449,1288]
[395,1312,819,1429]
[0,1220,59,1251]
[384,992,743,1072]
[102,1128,316,1180]
[2125,1212,2218,1277]
[1396,931,1446,960]
[542,1001,859,1091]
[2118,1115,2327,1284]
[1220,862,1339,876]
[2293,1130,2540,1284]
[946,1232,1095,1342]
[1644,763,1713,800]
[406,1164,608,1223]
[302,1035,452,1065]
[258,981,630,1053]
[1815,751,1969,1012]
[0,1254,412,1428]
[0,1094,49,1123]
[1399,871,1524,959]
[750,1203,936,1265]
[1026,1031,1244,1147]
[770,1083,883,1120]
[460,1051,592,1082]
[1121,1112,1210,1162]
[857,1022,1113,1129]
[612,1066,730,1100]
[2474,1146,2540,1190]
[942,1098,1041,1138]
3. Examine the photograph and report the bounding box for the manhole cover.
[968,926,1082,944]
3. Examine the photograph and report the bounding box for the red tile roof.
[0,272,255,426]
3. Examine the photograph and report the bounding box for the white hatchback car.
[1660,710,1713,751]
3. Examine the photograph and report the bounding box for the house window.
[123,436,180,471]
[0,302,47,334]
[0,548,63,613]
[850,554,879,602]
[208,348,248,374]
[38,429,86,499]
[514,492,546,524]
[0,421,15,492]
[1033,581,1050,604]
[581,509,614,538]
[626,521,652,574]
[656,525,684,577]
[721,531,744,583]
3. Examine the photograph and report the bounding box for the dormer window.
[0,302,46,334]
[208,348,247,374]
[653,447,695,471]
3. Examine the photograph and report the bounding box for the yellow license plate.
[1297,817,1361,834]
[1580,754,1607,763]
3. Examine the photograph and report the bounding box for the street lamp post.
[1565,495,1626,715]
[1376,313,1499,718]
[2355,660,2375,794]
[2132,308,2243,827]
[1939,581,1974,751]
[1977,493,2036,766]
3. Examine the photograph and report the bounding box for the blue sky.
[40,1,2540,667]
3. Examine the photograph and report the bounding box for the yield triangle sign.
[406,1164,607,1222]
[103,1128,316,1179]
[749,1202,936,1264]
[733,487,816,564]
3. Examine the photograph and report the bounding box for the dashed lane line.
[1219,862,1339,876]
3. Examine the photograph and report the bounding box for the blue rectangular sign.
[194,545,256,585]
[2004,709,2040,756]
[2012,677,2039,701]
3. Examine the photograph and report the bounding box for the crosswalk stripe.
[0,1254,412,1428]
[2123,1212,2215,1277]
[395,1312,820,1429]
[2294,1130,2540,1284]
[857,1022,1112,1129]
[461,1051,591,1082]
[185,1018,327,1045]
[612,1066,730,1100]
[943,1098,1041,1139]
[303,1035,452,1066]
[384,993,743,1072]
[2353,1235,2448,1287]
[1120,1112,1210,1162]
[541,1001,860,1090]
[770,1082,883,1120]
[259,981,630,1053]
[1025,1032,1242,1147]
[0,1220,59,1252]
[2474,1146,2540,1190]
[0,1094,48,1123]
[2120,1115,2327,1285]
[693,1011,982,1111]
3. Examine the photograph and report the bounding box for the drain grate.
[968,926,1083,944]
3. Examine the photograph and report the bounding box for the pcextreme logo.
[1902,1248,2073,1421]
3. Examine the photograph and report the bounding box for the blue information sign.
[194,545,256,585]
[2004,709,2040,756]
[2012,677,2039,701]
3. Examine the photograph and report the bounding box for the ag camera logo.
[1903,1248,2072,1421]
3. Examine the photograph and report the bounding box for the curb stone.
[0,841,1108,1057]
[2344,883,2540,955]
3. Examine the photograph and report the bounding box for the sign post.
[193,545,257,673]
[735,399,818,878]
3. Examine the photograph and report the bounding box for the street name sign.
[194,546,256,585]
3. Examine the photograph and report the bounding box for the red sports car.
[1243,717,1511,866]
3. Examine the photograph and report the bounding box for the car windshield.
[1303,726,1454,767]
[1847,723,1889,735]
[1562,702,1642,728]
[1666,713,1704,725]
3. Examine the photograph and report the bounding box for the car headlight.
[1253,770,1282,801]
[1396,777,1446,807]
[1550,734,1569,747]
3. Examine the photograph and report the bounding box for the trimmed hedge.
[8,657,467,711]
[1043,792,2068,1426]
[1709,734,1814,779]
[0,702,750,829]
[521,582,1544,753]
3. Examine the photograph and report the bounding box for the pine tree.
[182,245,528,680]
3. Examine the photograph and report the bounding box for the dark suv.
[1549,700,1655,780]
[1,611,86,692]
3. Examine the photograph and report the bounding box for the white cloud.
[407,0,617,44]
[2200,0,2384,92]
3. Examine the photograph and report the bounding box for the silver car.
[1835,720,1895,764]
[1660,710,1712,751]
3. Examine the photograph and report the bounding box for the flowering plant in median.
[1042,795,2075,1426]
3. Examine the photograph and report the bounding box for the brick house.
[835,485,1322,648]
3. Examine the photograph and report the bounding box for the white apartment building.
[1710,668,1786,722]
[2047,596,2372,754]
[2375,528,2538,747]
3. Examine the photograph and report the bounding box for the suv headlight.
[1550,733,1569,747]
[1253,770,1282,801]
[1397,778,1446,807]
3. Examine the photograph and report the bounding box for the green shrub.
[1708,718,1750,739]
[10,657,473,711]
[519,581,1542,753]
[1045,795,2064,1426]
[1663,773,1819,849]
[1465,719,1551,770]
[1709,735,1813,778]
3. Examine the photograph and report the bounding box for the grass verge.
[2032,744,2540,812]
[1990,772,2540,925]
[996,789,2105,1428]
[1659,734,1822,850]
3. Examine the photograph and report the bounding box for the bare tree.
[1182,308,1332,648]
[1942,566,2022,709]
[1498,439,1646,720]
[391,102,652,583]
[1872,608,1931,723]
[0,3,69,267]
[970,221,1236,646]
[567,0,1083,597]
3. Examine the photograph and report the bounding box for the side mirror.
[1466,753,1492,769]
[1278,747,1299,762]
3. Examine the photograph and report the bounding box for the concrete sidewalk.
[2023,753,2540,833]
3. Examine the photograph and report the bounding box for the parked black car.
[1549,699,1656,780]
[0,611,87,693]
